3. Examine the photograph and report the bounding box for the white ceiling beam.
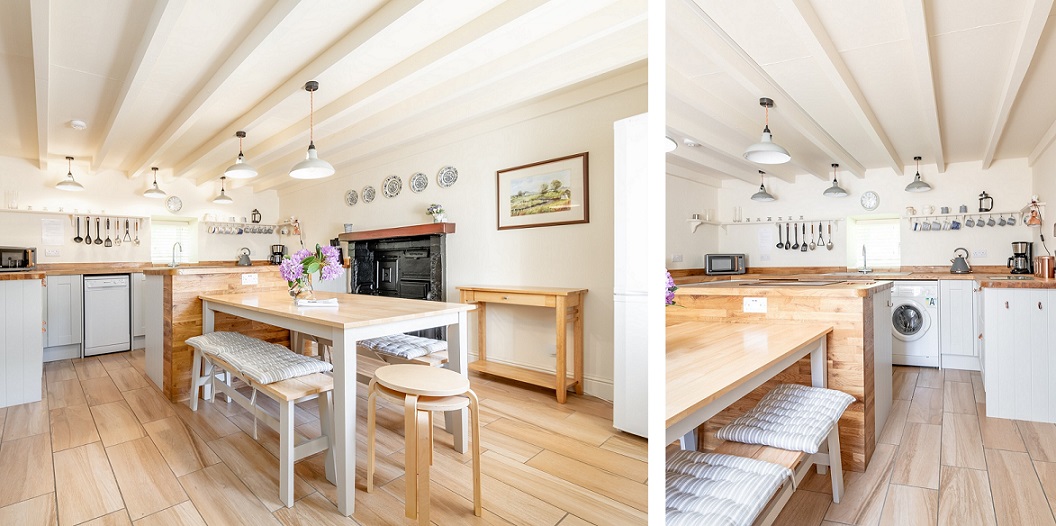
[776,0,903,176]
[126,0,303,178]
[666,159,724,188]
[981,0,1054,168]
[902,0,946,172]
[92,0,186,172]
[1029,119,1056,165]
[681,0,867,178]
[29,0,49,171]
[179,0,429,184]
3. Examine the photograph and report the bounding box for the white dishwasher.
[83,275,131,356]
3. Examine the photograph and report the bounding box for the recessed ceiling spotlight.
[682,138,701,147]
[68,120,87,130]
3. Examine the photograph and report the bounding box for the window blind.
[150,220,192,264]
[850,218,900,268]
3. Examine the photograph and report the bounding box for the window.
[847,217,900,269]
[150,219,193,264]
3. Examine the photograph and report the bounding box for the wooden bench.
[186,333,336,508]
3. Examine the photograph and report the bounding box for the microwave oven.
[705,253,746,275]
[0,246,35,272]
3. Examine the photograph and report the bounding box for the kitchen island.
[668,278,893,472]
[143,265,290,402]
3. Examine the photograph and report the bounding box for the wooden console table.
[457,285,586,403]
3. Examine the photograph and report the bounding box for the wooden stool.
[366,364,481,523]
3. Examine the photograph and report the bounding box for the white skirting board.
[941,355,980,371]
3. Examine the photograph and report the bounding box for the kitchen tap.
[859,245,872,274]
[171,242,183,268]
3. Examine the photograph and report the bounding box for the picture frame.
[496,152,589,230]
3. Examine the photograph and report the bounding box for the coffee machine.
[269,244,287,265]
[1009,241,1034,274]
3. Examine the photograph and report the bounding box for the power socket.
[44,249,60,257]
[743,297,767,313]
[972,250,987,258]
[241,273,258,285]
[671,254,683,262]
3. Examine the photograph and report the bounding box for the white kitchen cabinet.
[131,272,146,339]
[939,280,979,370]
[1,278,43,408]
[872,287,893,438]
[44,274,83,347]
[983,288,1056,423]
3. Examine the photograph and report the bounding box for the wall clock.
[165,195,183,213]
[860,191,879,211]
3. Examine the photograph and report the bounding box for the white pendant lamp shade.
[750,170,776,202]
[744,97,791,164]
[823,163,848,197]
[289,81,334,179]
[224,131,257,179]
[664,136,677,152]
[56,156,85,191]
[905,156,932,193]
[213,176,233,204]
[144,167,166,198]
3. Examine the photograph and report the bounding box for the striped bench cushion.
[666,450,792,526]
[186,332,332,385]
[716,384,855,454]
[359,333,447,360]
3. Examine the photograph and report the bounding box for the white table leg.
[202,305,215,400]
[443,311,469,453]
[331,330,356,516]
[810,337,828,388]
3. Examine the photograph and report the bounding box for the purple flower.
[291,248,312,265]
[279,258,303,282]
[320,260,342,281]
[319,244,339,263]
[666,271,678,306]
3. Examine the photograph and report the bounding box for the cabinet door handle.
[1006,301,1010,309]
[1040,302,1044,310]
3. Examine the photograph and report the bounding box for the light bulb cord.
[309,89,315,143]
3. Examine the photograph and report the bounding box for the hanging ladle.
[85,216,93,245]
[826,222,834,250]
[73,216,83,243]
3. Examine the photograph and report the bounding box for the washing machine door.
[892,300,931,342]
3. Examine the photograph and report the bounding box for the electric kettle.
[950,247,972,274]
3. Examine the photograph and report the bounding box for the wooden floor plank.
[207,432,314,512]
[142,416,220,478]
[80,376,126,407]
[0,493,57,526]
[1016,420,1056,462]
[893,368,919,400]
[944,369,972,383]
[122,387,176,425]
[108,367,151,392]
[878,484,938,526]
[525,450,646,512]
[985,448,1056,525]
[171,400,241,442]
[106,437,188,520]
[178,463,281,526]
[971,372,985,403]
[941,412,986,470]
[46,360,78,384]
[772,489,831,526]
[3,401,49,442]
[891,423,942,489]
[943,381,977,415]
[90,401,146,447]
[878,399,910,445]
[271,492,359,526]
[824,443,897,524]
[938,465,997,526]
[133,501,206,526]
[0,433,54,508]
[79,509,132,526]
[977,403,1026,452]
[917,367,944,389]
[74,359,109,381]
[907,387,943,425]
[54,441,124,526]
[47,379,87,410]
[50,405,100,452]
[599,433,647,463]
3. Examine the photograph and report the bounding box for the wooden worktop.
[978,277,1056,288]
[671,266,1012,285]
[666,321,833,429]
[0,261,277,277]
[0,271,45,281]
[456,285,587,296]
[676,279,893,298]
[143,264,280,276]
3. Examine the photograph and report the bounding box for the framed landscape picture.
[497,152,589,230]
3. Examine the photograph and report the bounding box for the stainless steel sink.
[985,275,1035,281]
[822,271,913,277]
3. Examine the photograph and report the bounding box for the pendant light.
[289,81,334,179]
[750,170,776,202]
[823,163,848,197]
[56,156,85,191]
[224,131,257,179]
[905,156,931,192]
[743,97,791,164]
[213,176,233,204]
[664,136,677,152]
[144,167,166,198]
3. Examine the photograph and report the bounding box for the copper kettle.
[950,248,972,274]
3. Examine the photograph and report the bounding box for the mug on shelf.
[941,206,950,214]
[906,206,917,216]
[959,205,968,213]
[923,205,935,215]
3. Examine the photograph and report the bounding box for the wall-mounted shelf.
[718,217,844,233]
[203,221,278,235]
[686,219,720,233]
[0,208,149,221]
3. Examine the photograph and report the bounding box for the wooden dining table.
[198,290,475,516]
[666,321,834,445]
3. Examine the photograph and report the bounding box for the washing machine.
[891,281,940,367]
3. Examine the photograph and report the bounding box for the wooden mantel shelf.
[337,222,456,242]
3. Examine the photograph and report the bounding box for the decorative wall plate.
[362,185,376,203]
[383,174,402,198]
[437,166,458,188]
[344,189,358,206]
[165,195,183,213]
[410,172,428,193]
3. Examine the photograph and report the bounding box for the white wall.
[665,174,718,268]
[1032,146,1056,252]
[711,159,1035,268]
[0,156,279,264]
[279,81,647,400]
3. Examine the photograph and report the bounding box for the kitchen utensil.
[951,248,972,274]
[800,223,808,252]
[124,220,131,242]
[104,219,112,247]
[85,217,92,244]
[817,222,824,247]
[776,224,783,249]
[1010,241,1034,274]
[134,220,140,246]
[826,223,834,250]
[237,247,252,266]
[114,219,122,246]
[94,218,103,244]
[792,223,800,250]
[809,224,816,250]
[73,217,83,243]
[966,217,975,227]
[784,223,790,250]
[1036,255,1055,278]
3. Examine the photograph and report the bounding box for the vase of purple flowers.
[666,271,678,306]
[280,244,343,301]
